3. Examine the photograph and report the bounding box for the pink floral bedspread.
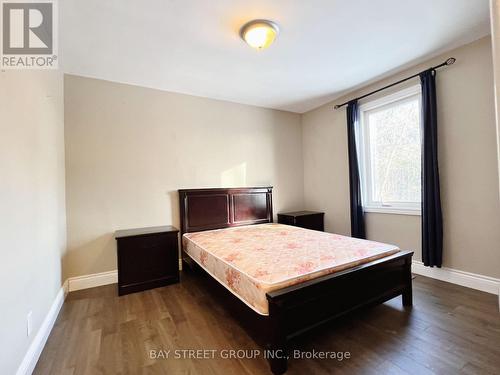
[183,223,399,315]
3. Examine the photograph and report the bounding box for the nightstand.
[115,225,179,296]
[277,211,325,231]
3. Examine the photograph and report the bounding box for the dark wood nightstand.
[277,211,325,231]
[115,225,179,296]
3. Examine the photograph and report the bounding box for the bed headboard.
[178,187,273,237]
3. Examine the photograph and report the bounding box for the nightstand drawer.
[278,211,324,232]
[115,226,179,296]
[295,214,324,231]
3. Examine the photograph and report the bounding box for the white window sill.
[363,207,421,216]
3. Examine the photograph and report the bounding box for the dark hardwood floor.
[34,270,500,375]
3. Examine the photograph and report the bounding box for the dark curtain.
[346,100,365,239]
[420,69,443,267]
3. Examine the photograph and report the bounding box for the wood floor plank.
[34,273,500,375]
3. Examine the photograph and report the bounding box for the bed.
[179,187,413,374]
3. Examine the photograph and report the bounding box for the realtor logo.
[1,0,58,69]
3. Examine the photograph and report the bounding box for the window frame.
[357,84,422,216]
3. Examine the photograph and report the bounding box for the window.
[358,85,422,215]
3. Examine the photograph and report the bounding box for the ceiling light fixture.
[240,19,279,50]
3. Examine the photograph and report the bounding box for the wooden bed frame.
[178,187,413,374]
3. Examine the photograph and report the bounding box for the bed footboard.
[266,250,413,374]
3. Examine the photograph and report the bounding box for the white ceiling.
[61,0,491,113]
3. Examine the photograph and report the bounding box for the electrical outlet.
[27,311,32,337]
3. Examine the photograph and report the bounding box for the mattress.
[183,223,399,315]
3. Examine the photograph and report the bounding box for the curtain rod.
[333,57,456,109]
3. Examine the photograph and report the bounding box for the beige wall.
[62,37,500,280]
[0,71,66,374]
[302,37,500,278]
[64,75,303,279]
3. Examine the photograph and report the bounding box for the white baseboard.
[67,263,500,296]
[68,262,185,292]
[16,285,65,375]
[63,279,69,298]
[412,260,500,295]
[67,270,118,292]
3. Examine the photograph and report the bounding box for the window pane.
[367,97,421,204]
